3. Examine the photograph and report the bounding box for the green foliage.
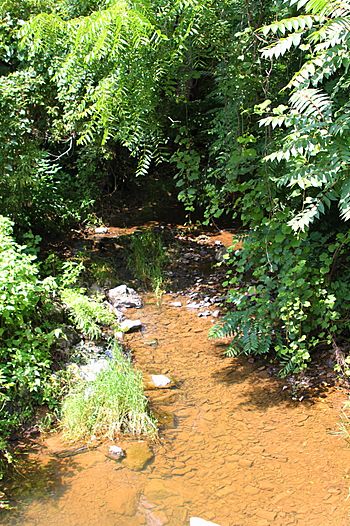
[61,288,118,339]
[0,216,56,401]
[61,342,156,441]
[0,215,59,475]
[211,217,350,375]
[128,229,167,296]
[3,0,350,474]
[259,0,350,232]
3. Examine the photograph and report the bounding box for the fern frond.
[260,15,318,36]
[289,88,332,118]
[261,32,303,59]
[339,178,350,220]
[290,0,350,17]
[61,289,118,339]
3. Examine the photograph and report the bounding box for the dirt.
[2,222,350,526]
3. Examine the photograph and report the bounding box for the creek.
[2,222,350,526]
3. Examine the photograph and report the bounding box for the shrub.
[210,213,350,375]
[0,215,58,476]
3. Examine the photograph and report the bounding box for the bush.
[61,342,156,441]
[210,213,350,375]
[0,215,58,476]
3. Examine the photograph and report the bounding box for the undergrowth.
[210,219,350,376]
[61,342,157,441]
[61,289,118,339]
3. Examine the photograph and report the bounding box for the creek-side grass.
[61,343,157,441]
[128,229,167,297]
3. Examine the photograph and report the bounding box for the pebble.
[187,302,201,309]
[94,226,108,234]
[108,445,125,460]
[238,458,254,468]
[151,374,172,387]
[257,510,277,521]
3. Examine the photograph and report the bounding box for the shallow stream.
[2,225,350,526]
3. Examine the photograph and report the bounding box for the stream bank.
[2,223,350,525]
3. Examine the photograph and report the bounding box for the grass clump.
[61,342,157,441]
[128,229,167,297]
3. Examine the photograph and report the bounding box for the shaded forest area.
[2,0,350,477]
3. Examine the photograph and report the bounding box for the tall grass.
[61,343,157,441]
[128,229,167,297]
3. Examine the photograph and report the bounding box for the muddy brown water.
[2,294,350,526]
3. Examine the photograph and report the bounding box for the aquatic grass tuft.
[127,229,167,297]
[61,343,157,441]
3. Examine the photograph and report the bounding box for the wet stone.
[106,486,139,516]
[144,374,175,390]
[144,480,174,500]
[107,285,143,309]
[169,301,182,307]
[107,445,125,461]
[124,442,154,471]
[120,319,143,333]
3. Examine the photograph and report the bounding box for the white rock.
[169,301,182,307]
[120,319,142,333]
[151,374,171,388]
[94,226,108,234]
[190,519,220,526]
[106,303,125,322]
[109,445,125,458]
[187,302,201,309]
[79,359,109,382]
[212,310,220,318]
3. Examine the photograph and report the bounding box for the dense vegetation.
[2,0,350,476]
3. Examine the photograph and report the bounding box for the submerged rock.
[107,284,143,309]
[190,518,220,526]
[124,442,154,471]
[120,319,143,333]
